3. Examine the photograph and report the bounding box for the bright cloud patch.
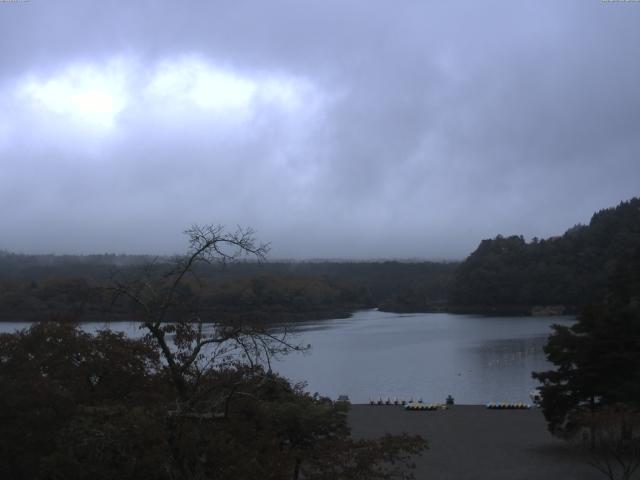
[18,59,130,130]
[146,57,258,112]
[14,55,319,134]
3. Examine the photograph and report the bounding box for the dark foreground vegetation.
[1,198,639,320]
[532,238,640,479]
[0,323,426,480]
[0,226,426,480]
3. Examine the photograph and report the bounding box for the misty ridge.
[1,197,638,322]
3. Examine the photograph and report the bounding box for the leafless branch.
[104,224,300,404]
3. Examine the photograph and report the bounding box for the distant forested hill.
[449,197,640,314]
[2,198,637,319]
[0,252,456,321]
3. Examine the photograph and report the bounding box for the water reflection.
[0,310,573,404]
[273,310,574,404]
[473,336,548,369]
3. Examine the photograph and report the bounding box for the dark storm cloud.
[1,0,639,258]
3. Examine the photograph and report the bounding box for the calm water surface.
[274,310,574,404]
[1,309,574,404]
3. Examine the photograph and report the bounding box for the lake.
[0,309,574,404]
[274,310,574,404]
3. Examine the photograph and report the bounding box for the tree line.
[0,253,455,321]
[1,197,639,319]
[450,197,640,314]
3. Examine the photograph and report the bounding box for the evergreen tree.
[532,246,640,436]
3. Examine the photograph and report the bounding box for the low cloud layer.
[1,1,639,259]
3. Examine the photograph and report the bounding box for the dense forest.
[0,252,455,322]
[1,197,638,320]
[533,241,640,433]
[449,197,640,314]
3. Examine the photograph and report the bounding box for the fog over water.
[2,1,639,258]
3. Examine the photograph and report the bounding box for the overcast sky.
[1,1,639,259]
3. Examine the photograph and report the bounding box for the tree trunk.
[292,457,301,480]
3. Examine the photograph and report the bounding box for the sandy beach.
[348,404,603,480]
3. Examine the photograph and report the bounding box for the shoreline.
[0,306,578,323]
[348,404,601,480]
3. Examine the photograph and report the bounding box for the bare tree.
[575,405,640,480]
[110,224,305,404]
